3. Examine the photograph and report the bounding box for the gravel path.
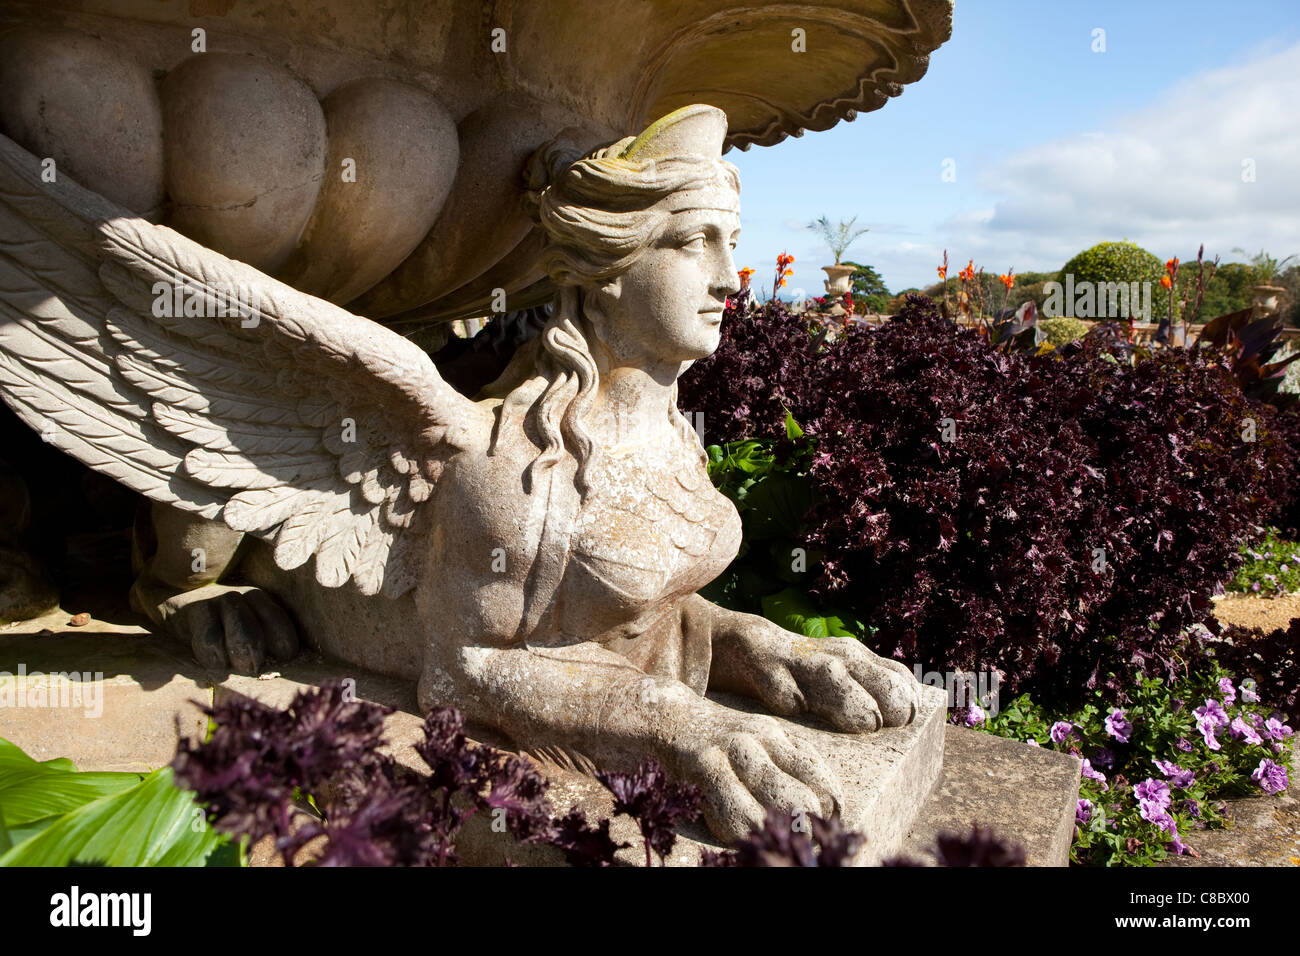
[1213,593,1300,633]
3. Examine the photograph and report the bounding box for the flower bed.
[972,664,1293,865]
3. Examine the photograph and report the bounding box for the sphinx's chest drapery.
[555,428,742,638]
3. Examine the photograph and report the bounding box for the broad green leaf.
[0,738,142,828]
[761,587,856,639]
[784,409,805,440]
[0,767,222,867]
[743,473,812,541]
[4,814,60,849]
[203,838,246,868]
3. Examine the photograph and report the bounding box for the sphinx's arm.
[416,581,843,843]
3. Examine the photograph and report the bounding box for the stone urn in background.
[822,264,856,295]
[1252,284,1286,316]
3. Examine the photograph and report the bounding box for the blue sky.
[727,0,1300,296]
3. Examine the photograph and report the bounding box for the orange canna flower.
[937,265,948,280]
[958,259,976,283]
[1160,275,1172,289]
[1165,257,1179,275]
[998,271,1015,290]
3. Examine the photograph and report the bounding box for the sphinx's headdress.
[524,104,738,228]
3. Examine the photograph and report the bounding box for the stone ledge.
[220,662,949,866]
[1157,790,1300,867]
[902,726,1081,866]
[3,628,956,865]
[0,629,210,773]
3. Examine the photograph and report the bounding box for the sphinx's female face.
[585,199,742,368]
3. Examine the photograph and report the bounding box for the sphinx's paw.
[152,583,299,674]
[746,631,921,733]
[675,710,845,844]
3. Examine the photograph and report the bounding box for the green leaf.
[784,409,805,440]
[0,737,142,828]
[0,767,223,867]
[203,838,245,868]
[742,473,813,541]
[4,814,60,850]
[761,587,856,639]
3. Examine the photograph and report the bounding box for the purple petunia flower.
[1138,798,1176,834]
[1104,709,1133,743]
[1229,716,1263,746]
[1218,678,1236,705]
[963,704,986,727]
[1175,737,1194,753]
[1026,738,1040,747]
[1049,721,1073,744]
[1194,699,1229,729]
[1153,759,1196,789]
[1134,778,1171,809]
[1251,759,1289,795]
[1182,798,1200,818]
[1090,746,1117,770]
[1198,721,1222,751]
[1080,758,1108,790]
[1264,717,1294,741]
[1076,798,1093,826]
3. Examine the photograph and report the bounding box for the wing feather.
[0,132,492,596]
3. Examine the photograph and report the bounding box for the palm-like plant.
[809,215,869,265]
[1233,247,1297,285]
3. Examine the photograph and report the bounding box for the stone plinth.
[219,661,949,866]
[0,626,209,773]
[902,726,1081,866]
[1,623,949,866]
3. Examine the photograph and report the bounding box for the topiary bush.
[1038,317,1090,346]
[679,295,1296,706]
[1056,241,1165,305]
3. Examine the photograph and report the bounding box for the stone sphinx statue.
[0,103,920,840]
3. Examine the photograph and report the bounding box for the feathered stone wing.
[0,133,490,598]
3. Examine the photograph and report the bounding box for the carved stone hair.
[498,124,740,499]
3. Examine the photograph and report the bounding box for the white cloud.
[889,42,1300,288]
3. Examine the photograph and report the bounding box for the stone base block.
[0,628,209,773]
[12,626,1091,867]
[901,726,1081,866]
[219,661,949,866]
